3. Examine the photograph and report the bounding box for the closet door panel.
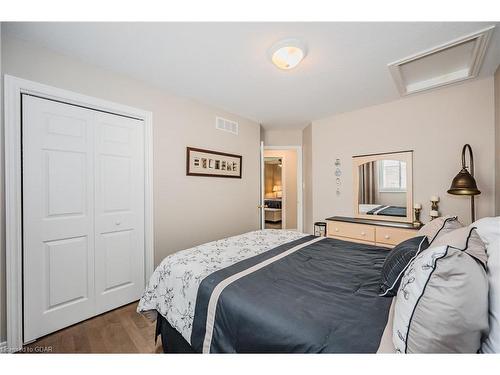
[94,112,145,314]
[22,96,96,343]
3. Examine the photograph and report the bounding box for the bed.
[138,230,392,353]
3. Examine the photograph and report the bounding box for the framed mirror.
[353,150,413,223]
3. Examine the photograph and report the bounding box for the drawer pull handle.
[385,235,390,239]
[361,232,366,236]
[335,228,339,232]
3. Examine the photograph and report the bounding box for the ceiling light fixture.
[268,38,307,70]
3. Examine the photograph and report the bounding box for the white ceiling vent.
[216,116,239,135]
[388,26,495,96]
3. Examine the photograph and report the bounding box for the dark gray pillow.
[379,236,429,297]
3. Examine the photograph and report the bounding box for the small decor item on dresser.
[430,196,439,210]
[314,222,327,237]
[429,196,439,220]
[186,147,242,178]
[413,203,422,228]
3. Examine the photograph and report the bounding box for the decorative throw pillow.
[417,216,462,244]
[473,217,500,354]
[379,236,429,297]
[432,226,487,266]
[393,244,489,353]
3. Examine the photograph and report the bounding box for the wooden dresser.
[325,216,419,248]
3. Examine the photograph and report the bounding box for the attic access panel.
[388,26,494,95]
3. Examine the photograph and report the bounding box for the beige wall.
[309,78,495,231]
[495,66,500,215]
[262,129,302,146]
[0,36,262,342]
[377,192,407,207]
[302,124,313,234]
[264,149,298,229]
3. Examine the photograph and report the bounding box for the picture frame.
[186,147,242,178]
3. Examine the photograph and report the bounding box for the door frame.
[3,75,155,352]
[262,145,303,232]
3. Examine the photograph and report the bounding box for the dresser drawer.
[327,221,375,242]
[376,227,416,246]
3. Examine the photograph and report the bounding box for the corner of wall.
[302,123,313,234]
[0,21,6,342]
[495,65,500,216]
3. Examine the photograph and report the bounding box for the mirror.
[353,151,413,222]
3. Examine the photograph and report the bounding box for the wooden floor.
[22,302,162,353]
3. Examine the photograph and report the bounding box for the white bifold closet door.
[22,95,145,343]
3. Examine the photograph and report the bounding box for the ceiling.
[3,22,500,129]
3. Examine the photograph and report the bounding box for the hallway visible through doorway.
[262,147,301,231]
[264,157,284,229]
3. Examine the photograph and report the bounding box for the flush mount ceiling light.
[268,38,307,70]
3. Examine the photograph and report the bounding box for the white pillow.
[393,244,488,353]
[473,217,500,353]
[417,216,462,244]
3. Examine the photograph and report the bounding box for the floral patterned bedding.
[137,229,307,343]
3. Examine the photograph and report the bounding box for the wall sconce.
[447,144,481,222]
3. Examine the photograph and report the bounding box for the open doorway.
[261,146,303,231]
[264,157,284,229]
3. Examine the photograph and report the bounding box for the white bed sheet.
[137,229,307,343]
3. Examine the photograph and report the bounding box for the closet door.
[23,95,146,343]
[94,112,145,314]
[23,95,96,343]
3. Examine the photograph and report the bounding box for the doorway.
[260,146,303,232]
[264,157,284,229]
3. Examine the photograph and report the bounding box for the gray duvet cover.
[190,236,392,353]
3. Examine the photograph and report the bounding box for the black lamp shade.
[447,167,481,196]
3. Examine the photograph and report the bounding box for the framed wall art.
[186,147,242,178]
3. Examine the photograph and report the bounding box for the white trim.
[263,145,303,232]
[4,75,155,351]
[281,156,287,229]
[259,141,265,229]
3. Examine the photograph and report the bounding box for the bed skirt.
[156,314,195,353]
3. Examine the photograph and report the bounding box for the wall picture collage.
[186,147,242,178]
